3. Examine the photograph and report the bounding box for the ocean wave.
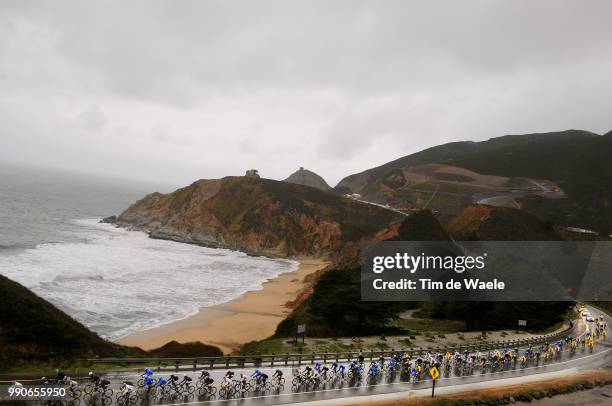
[0,219,298,340]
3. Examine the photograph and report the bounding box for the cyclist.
[303,365,314,379]
[155,376,168,394]
[320,364,330,379]
[143,376,155,389]
[221,374,233,392]
[88,371,101,384]
[238,373,248,389]
[55,369,66,383]
[272,369,283,383]
[121,381,134,395]
[368,361,380,379]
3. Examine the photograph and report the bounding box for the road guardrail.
[82,323,574,373]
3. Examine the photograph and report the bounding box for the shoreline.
[116,258,329,354]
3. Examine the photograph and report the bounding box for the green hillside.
[336,130,612,233]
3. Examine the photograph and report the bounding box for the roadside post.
[429,366,440,397]
[297,324,306,344]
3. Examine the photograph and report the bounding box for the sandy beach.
[117,258,329,354]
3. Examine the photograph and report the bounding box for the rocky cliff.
[448,204,560,241]
[115,176,403,258]
[284,167,332,191]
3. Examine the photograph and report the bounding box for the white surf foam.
[0,219,298,340]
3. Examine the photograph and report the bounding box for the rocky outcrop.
[115,176,402,258]
[283,167,332,191]
[448,204,560,241]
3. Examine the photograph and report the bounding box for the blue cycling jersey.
[251,370,261,377]
[156,378,167,385]
[144,368,153,375]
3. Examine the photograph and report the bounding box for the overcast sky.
[1,0,611,187]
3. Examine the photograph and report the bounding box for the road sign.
[518,319,527,326]
[297,324,306,334]
[429,367,440,397]
[429,366,439,380]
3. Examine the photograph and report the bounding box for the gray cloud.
[0,0,611,186]
[78,106,106,132]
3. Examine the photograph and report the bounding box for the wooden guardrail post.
[175,361,179,371]
[285,353,289,366]
[209,359,214,369]
[271,354,275,367]
[298,355,302,366]
[225,355,230,368]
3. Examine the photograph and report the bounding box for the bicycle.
[219,379,236,398]
[196,374,217,397]
[170,376,195,398]
[115,382,137,406]
[137,368,155,387]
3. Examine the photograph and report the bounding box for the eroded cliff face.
[448,204,560,241]
[115,176,403,258]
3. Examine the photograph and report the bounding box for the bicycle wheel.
[84,384,95,395]
[208,386,217,396]
[70,389,82,400]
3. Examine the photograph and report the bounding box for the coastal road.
[76,306,609,406]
